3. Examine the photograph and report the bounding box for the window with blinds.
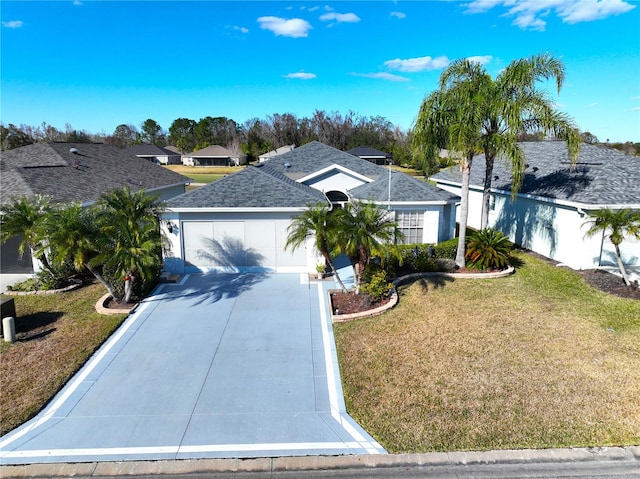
[397,211,424,244]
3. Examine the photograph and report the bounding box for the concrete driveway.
[0,273,384,464]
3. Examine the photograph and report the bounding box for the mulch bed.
[330,291,393,316]
[575,269,640,300]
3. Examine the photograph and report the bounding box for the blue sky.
[1,0,639,142]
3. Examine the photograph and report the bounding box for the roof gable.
[264,141,385,180]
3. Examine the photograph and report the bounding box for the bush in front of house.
[465,228,512,271]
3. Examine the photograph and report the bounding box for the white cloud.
[463,0,636,31]
[390,11,406,19]
[284,72,317,80]
[233,25,249,34]
[257,16,312,38]
[73,0,83,5]
[384,55,451,72]
[320,12,361,23]
[466,55,493,65]
[630,107,640,111]
[2,20,23,29]
[351,72,410,82]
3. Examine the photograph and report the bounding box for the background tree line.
[2,112,638,175]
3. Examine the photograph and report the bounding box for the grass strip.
[0,283,127,436]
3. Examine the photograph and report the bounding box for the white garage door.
[182,220,307,272]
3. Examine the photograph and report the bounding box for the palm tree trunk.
[124,274,134,303]
[455,154,473,268]
[480,154,495,230]
[86,264,122,303]
[614,244,631,286]
[324,252,348,292]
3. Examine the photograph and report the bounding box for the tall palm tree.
[95,186,164,303]
[413,61,489,267]
[0,195,54,273]
[285,203,348,292]
[584,208,640,286]
[41,203,118,299]
[338,201,402,293]
[439,53,581,229]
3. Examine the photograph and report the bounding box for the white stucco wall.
[303,170,369,194]
[435,182,640,270]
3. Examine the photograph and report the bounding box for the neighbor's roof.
[187,145,234,157]
[431,141,640,207]
[167,165,327,209]
[1,142,190,205]
[126,144,181,157]
[347,146,392,159]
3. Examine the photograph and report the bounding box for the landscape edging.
[2,279,83,296]
[95,293,137,315]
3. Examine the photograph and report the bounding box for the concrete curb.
[2,446,638,477]
[94,293,138,315]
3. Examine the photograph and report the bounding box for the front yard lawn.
[0,283,127,436]
[334,250,640,452]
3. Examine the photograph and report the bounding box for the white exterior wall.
[435,183,640,270]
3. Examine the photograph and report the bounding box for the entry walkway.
[0,273,384,464]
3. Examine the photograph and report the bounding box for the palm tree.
[0,194,55,273]
[439,53,581,230]
[413,61,489,267]
[41,203,118,299]
[95,186,164,303]
[584,208,640,286]
[338,201,402,293]
[285,203,348,292]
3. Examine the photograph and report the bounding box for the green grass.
[334,250,640,452]
[185,173,226,184]
[0,283,127,436]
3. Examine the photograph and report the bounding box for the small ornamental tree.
[584,209,640,286]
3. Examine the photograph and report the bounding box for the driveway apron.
[0,273,385,464]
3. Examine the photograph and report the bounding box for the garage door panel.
[180,218,307,271]
[183,222,214,250]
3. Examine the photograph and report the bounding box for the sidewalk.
[2,446,639,477]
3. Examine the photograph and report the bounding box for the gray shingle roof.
[167,141,460,209]
[351,171,459,203]
[167,165,327,209]
[347,146,391,159]
[263,141,385,180]
[126,144,180,157]
[431,141,640,206]
[1,142,190,205]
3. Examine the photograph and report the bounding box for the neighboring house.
[163,141,459,274]
[125,144,182,165]
[182,145,247,167]
[258,145,296,163]
[1,142,191,274]
[431,141,640,270]
[347,146,393,165]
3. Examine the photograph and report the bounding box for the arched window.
[325,190,349,205]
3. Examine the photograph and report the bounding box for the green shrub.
[433,238,458,259]
[465,228,512,270]
[361,270,394,301]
